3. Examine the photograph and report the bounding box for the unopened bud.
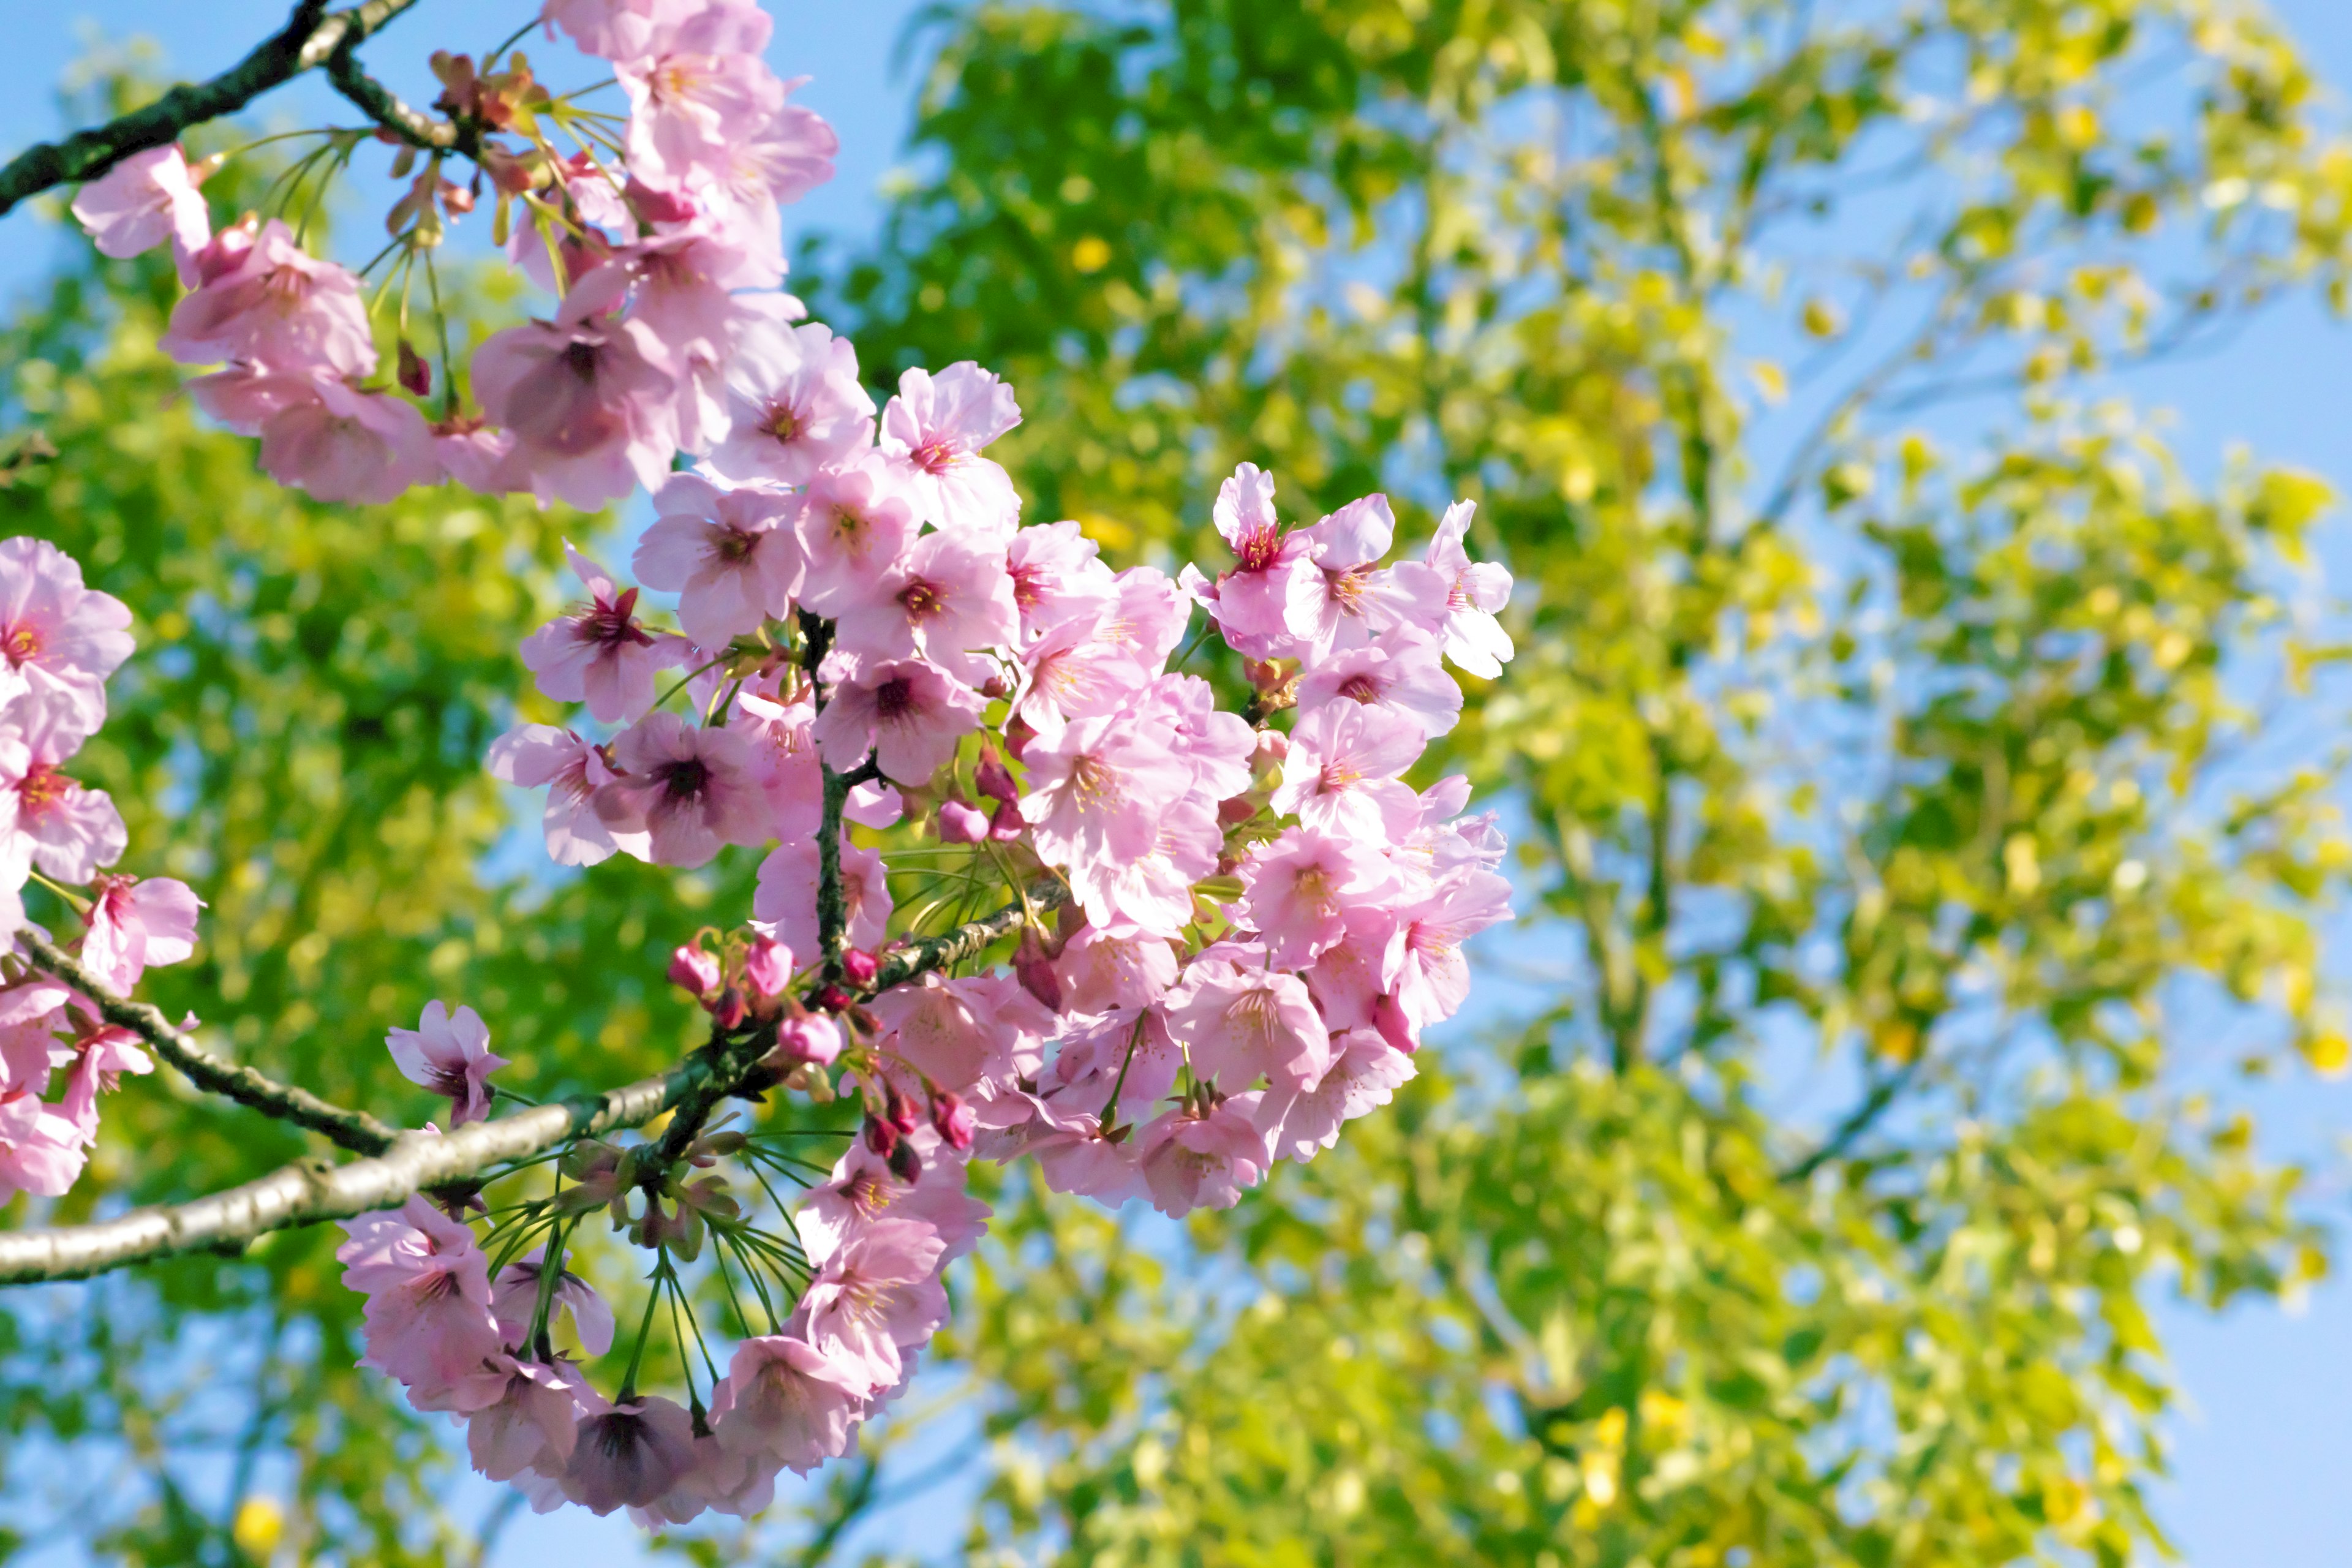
[624,175,698,224]
[742,935,793,999]
[813,984,852,1012]
[711,986,747,1030]
[396,340,431,398]
[888,1137,924,1183]
[775,1011,842,1066]
[863,1114,897,1159]
[668,943,720,996]
[931,1091,974,1151]
[938,797,989,843]
[886,1088,922,1136]
[1217,795,1257,826]
[840,948,880,987]
[988,798,1025,842]
[1253,729,1290,765]
[974,748,1020,805]
[1013,927,1064,1012]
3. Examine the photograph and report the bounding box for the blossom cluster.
[70,0,835,508]
[0,540,203,1204]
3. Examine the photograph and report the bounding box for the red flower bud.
[624,175,697,224]
[888,1137,924,1183]
[711,986,748,1030]
[886,1088,921,1136]
[841,948,880,987]
[864,1114,897,1158]
[813,984,852,1012]
[988,798,1025,842]
[396,340,431,398]
[668,943,720,997]
[974,749,1020,805]
[1013,926,1064,1012]
[931,1091,974,1151]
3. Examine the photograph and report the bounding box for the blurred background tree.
[2,1,2351,1564]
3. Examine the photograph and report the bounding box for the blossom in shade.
[1270,701,1426,845]
[878,363,1023,533]
[592,712,767,868]
[0,703,126,882]
[486,725,649,866]
[491,1249,617,1356]
[1425,500,1515,677]
[1295,626,1461,738]
[1136,1093,1268,1216]
[560,1396,700,1515]
[521,543,689,723]
[335,1195,508,1411]
[709,1335,869,1476]
[753,834,892,958]
[798,1218,949,1389]
[828,529,1018,673]
[70,144,209,263]
[1239,829,1395,968]
[0,1091,86,1202]
[0,536,134,740]
[631,473,801,647]
[710,317,874,484]
[160,218,375,375]
[205,370,438,504]
[468,1359,600,1483]
[80,873,202,993]
[1254,1029,1416,1162]
[1157,959,1329,1090]
[731,690,821,839]
[474,273,679,508]
[809,656,984,783]
[1202,462,1320,657]
[793,458,917,616]
[385,1001,508,1127]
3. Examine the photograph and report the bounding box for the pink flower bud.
[624,175,696,224]
[841,948,881,986]
[1253,729,1289,765]
[886,1088,922,1136]
[1013,927,1064,1012]
[864,1114,897,1158]
[988,798,1025,842]
[668,943,720,996]
[712,986,747,1030]
[938,798,989,843]
[974,750,1020,805]
[931,1091,974,1151]
[777,1011,842,1066]
[888,1138,923,1183]
[742,935,793,999]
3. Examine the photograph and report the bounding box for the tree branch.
[1777,1052,1925,1183]
[0,0,426,217]
[865,878,1066,997]
[15,930,401,1156]
[325,34,478,156]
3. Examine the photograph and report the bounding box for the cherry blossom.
[710,318,875,484]
[1426,500,1516,677]
[522,545,689,723]
[878,363,1023,533]
[709,1336,868,1475]
[633,473,802,647]
[594,712,768,867]
[80,874,202,993]
[486,725,650,866]
[69,143,209,265]
[0,537,134,740]
[385,1001,508,1127]
[160,218,375,375]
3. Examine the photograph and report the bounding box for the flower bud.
[885,1088,922,1136]
[988,798,1025,842]
[938,798,989,843]
[813,984,852,1013]
[931,1091,974,1152]
[841,948,880,987]
[888,1137,924,1183]
[742,935,793,999]
[863,1114,898,1159]
[974,748,1020,805]
[668,943,720,997]
[624,175,697,224]
[711,986,748,1030]
[775,1012,842,1066]
[1014,926,1064,1012]
[396,340,431,397]
[1217,795,1257,826]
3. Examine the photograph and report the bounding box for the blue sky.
[1,3,2350,1565]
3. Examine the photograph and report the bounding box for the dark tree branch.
[0,0,426,217]
[16,930,400,1156]
[866,878,1066,997]
[325,34,478,156]
[1778,1053,1926,1183]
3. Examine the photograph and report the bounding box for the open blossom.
[795,1127,993,1266]
[1019,714,1196,872]
[753,834,892,957]
[1053,924,1178,1013]
[878,363,1023,533]
[793,457,918,614]
[828,529,1017,672]
[1296,626,1461,738]
[1012,614,1148,739]
[386,1001,508,1126]
[560,1396,700,1515]
[1200,462,1319,657]
[1240,829,1395,968]
[1006,520,1117,644]
[809,657,983,783]
[1137,1094,1268,1216]
[246,371,440,504]
[731,690,821,839]
[161,218,374,375]
[1426,500,1515,677]
[633,473,802,647]
[1158,958,1329,1090]
[617,2,783,185]
[0,703,126,882]
[336,1196,507,1411]
[797,1218,949,1389]
[70,143,209,263]
[1293,492,1449,654]
[710,318,874,484]
[1256,1029,1416,1162]
[81,873,202,993]
[1270,700,1425,844]
[1391,870,1515,1036]
[594,712,768,868]
[487,725,649,866]
[0,1091,86,1203]
[468,1359,600,1483]
[60,1026,154,1143]
[474,273,679,508]
[0,537,134,740]
[491,1250,617,1357]
[522,545,688,723]
[710,1336,868,1475]
[868,973,1045,1096]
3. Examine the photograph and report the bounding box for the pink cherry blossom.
[1256,1030,1416,1162]
[616,4,783,186]
[679,89,838,285]
[1203,462,1319,657]
[1270,701,1425,844]
[541,0,699,59]
[468,1358,600,1483]
[0,704,126,881]
[731,690,821,839]
[522,544,690,723]
[797,1218,949,1389]
[59,1025,153,1144]
[386,1000,508,1127]
[432,416,516,492]
[1293,493,1450,654]
[593,712,768,867]
[560,1396,700,1515]
[1006,519,1116,644]
[1012,614,1148,740]
[793,456,919,615]
[1068,796,1221,937]
[710,317,874,485]
[1392,870,1515,1033]
[828,529,1018,673]
[1136,1093,1269,1216]
[487,725,649,866]
[1158,959,1329,1091]
[160,218,375,375]
[796,1128,992,1267]
[1240,829,1396,968]
[632,473,802,647]
[70,144,209,263]
[0,981,69,1095]
[81,873,202,993]
[491,1250,617,1357]
[1053,924,1178,1013]
[336,1195,508,1411]
[0,536,133,740]
[473,275,679,508]
[938,797,988,842]
[1426,500,1515,677]
[753,834,892,957]
[1094,565,1194,671]
[710,1335,869,1476]
[0,1091,83,1203]
[247,372,440,504]
[809,656,983,784]
[878,363,1023,533]
[1302,905,1402,1033]
[867,973,1033,1095]
[1296,626,1461,738]
[1019,714,1196,872]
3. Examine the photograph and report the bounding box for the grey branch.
[0,0,426,217]
[16,930,400,1156]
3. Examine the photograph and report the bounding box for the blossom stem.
[616,1256,668,1404]
[1098,1011,1148,1128]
